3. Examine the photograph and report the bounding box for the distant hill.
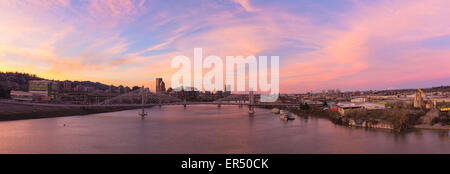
[0,71,116,92]
[0,72,43,91]
[70,81,110,91]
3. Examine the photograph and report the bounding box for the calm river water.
[0,105,449,153]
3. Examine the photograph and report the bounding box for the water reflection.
[0,105,448,154]
[438,130,449,140]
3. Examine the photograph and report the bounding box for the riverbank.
[413,124,450,130]
[0,101,148,121]
[262,104,450,132]
[313,107,449,131]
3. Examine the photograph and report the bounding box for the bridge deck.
[0,100,299,108]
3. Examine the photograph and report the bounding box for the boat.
[272,108,280,114]
[280,110,295,120]
[287,114,295,120]
[279,115,288,121]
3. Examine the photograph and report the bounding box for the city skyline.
[1,0,450,93]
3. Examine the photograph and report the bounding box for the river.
[0,105,449,153]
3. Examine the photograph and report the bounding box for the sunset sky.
[1,0,450,93]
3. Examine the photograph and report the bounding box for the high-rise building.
[155,78,166,93]
[29,80,52,96]
[160,80,166,93]
[156,78,162,92]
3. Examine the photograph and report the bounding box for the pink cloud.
[232,0,257,12]
[1,0,450,92]
[279,0,450,92]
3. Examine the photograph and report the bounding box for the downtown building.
[155,78,166,93]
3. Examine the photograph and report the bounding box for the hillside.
[0,72,116,97]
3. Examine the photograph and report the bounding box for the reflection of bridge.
[102,89,295,117]
[70,102,300,108]
[102,88,182,104]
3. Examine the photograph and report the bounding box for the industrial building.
[28,80,52,102]
[336,102,386,116]
[10,90,33,101]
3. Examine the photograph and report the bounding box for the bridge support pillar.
[248,90,255,115]
[248,105,255,115]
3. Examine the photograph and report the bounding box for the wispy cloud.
[232,0,257,12]
[0,0,449,92]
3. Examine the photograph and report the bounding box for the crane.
[417,87,435,108]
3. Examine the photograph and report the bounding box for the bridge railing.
[102,90,181,105]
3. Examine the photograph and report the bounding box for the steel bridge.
[1,89,299,118]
